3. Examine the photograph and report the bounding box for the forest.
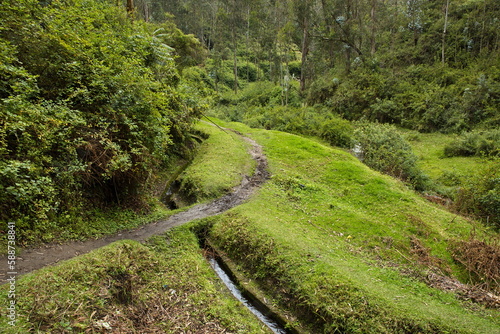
[153,0,500,132]
[1,0,500,333]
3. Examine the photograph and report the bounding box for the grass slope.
[2,120,498,333]
[205,120,500,333]
[0,227,271,333]
[177,121,255,203]
[403,131,490,187]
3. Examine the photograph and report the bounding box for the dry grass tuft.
[410,236,449,274]
[452,236,500,295]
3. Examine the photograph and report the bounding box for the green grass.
[176,121,256,202]
[3,119,498,333]
[0,224,271,333]
[403,131,491,187]
[204,121,500,333]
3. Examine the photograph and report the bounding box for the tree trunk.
[442,0,450,64]
[127,0,134,18]
[320,0,336,66]
[300,15,309,92]
[144,1,149,22]
[231,0,238,93]
[233,47,238,93]
[370,0,377,55]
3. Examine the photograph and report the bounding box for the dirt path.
[1,134,269,283]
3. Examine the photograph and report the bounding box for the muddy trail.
[1,133,269,283]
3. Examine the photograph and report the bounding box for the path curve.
[1,133,269,283]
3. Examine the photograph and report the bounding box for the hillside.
[205,120,500,333]
[1,0,499,333]
[2,120,498,333]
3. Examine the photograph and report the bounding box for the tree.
[442,0,450,64]
[292,0,314,92]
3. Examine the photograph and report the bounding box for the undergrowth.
[444,129,500,158]
[452,235,500,295]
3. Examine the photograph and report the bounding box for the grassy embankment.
[0,234,272,333]
[0,120,253,254]
[402,131,489,191]
[1,120,498,333]
[175,121,256,203]
[0,121,265,333]
[203,120,499,333]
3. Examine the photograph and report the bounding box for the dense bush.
[179,66,217,111]
[454,162,500,228]
[354,123,429,190]
[444,129,500,157]
[307,63,500,133]
[237,62,262,82]
[0,0,204,242]
[319,116,354,148]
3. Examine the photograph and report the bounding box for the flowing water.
[208,257,289,334]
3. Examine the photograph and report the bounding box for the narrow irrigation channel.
[202,246,292,334]
[208,256,288,334]
[196,223,294,334]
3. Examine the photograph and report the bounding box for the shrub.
[454,161,500,228]
[237,62,262,82]
[444,129,500,157]
[319,116,354,148]
[354,122,429,190]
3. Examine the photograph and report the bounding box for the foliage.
[319,115,354,148]
[354,122,429,190]
[179,66,217,112]
[444,129,500,157]
[0,0,205,244]
[156,0,500,135]
[157,24,208,69]
[309,63,500,133]
[454,161,500,228]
